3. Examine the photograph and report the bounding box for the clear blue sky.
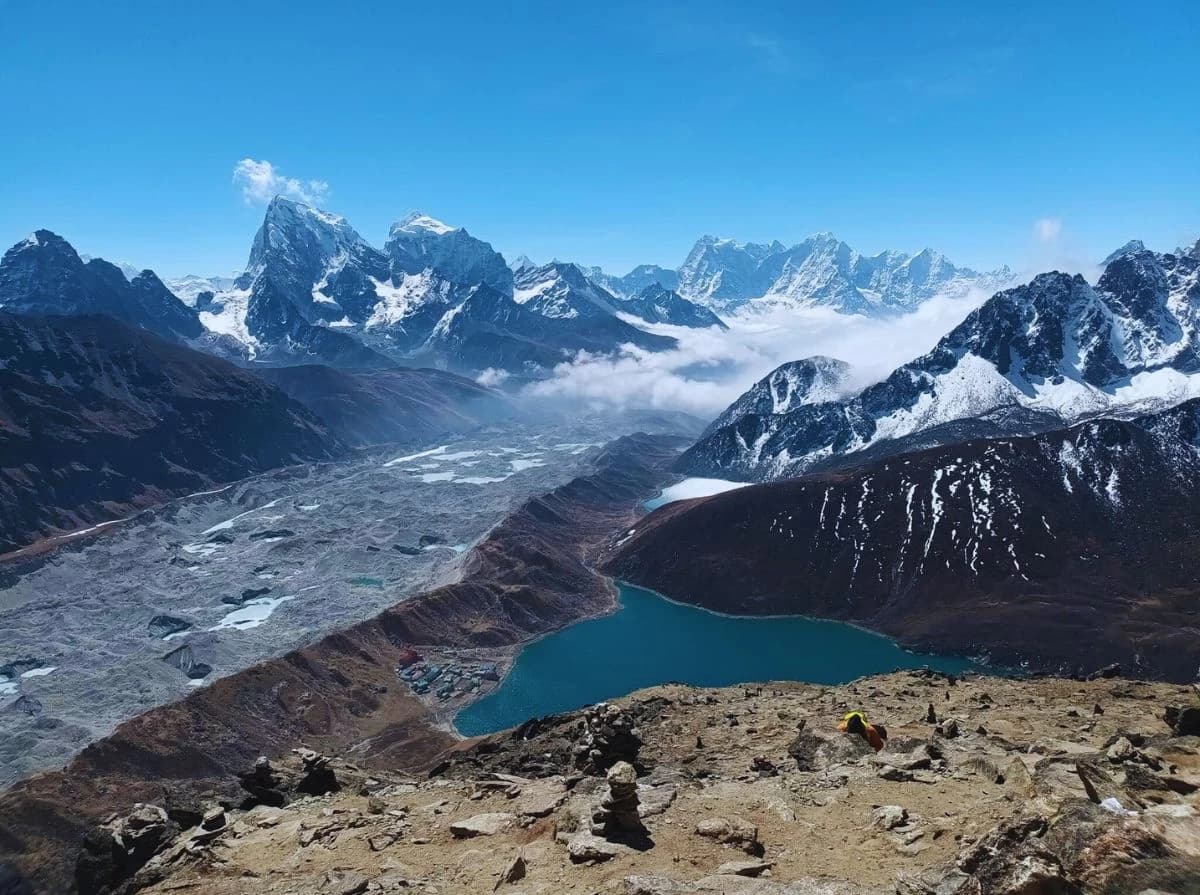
[2,1,1197,277]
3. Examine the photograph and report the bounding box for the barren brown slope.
[0,433,686,895]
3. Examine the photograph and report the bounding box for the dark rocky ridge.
[0,311,342,554]
[616,283,728,330]
[253,364,515,448]
[0,231,202,343]
[609,400,1200,682]
[0,433,685,894]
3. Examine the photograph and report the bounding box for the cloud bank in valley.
[522,288,997,422]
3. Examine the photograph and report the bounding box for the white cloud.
[523,288,995,421]
[475,367,510,388]
[1033,217,1063,244]
[233,158,330,206]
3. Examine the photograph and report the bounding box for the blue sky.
[2,1,1197,277]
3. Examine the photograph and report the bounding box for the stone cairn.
[590,761,646,840]
[572,703,642,774]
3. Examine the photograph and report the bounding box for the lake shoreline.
[455,580,980,736]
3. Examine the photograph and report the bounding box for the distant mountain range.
[0,200,1027,376]
[683,246,1200,480]
[581,234,1011,316]
[182,200,719,373]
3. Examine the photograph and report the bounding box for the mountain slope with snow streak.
[610,398,1200,681]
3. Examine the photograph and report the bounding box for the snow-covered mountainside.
[615,283,727,330]
[512,262,624,319]
[613,398,1200,680]
[681,247,1200,480]
[581,263,679,299]
[0,232,203,342]
[193,200,679,373]
[423,268,676,375]
[164,274,237,306]
[386,213,513,293]
[675,232,1010,315]
[702,356,850,436]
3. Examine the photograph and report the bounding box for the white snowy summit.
[703,357,851,436]
[675,232,1011,315]
[682,246,1200,480]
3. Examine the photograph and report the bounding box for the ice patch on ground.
[644,477,752,510]
[438,450,483,462]
[201,500,280,536]
[385,445,449,467]
[511,458,547,472]
[20,666,57,678]
[209,597,294,632]
[552,442,603,454]
[182,543,221,557]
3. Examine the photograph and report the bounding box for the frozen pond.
[643,477,751,510]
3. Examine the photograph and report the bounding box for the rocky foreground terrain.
[69,671,1200,895]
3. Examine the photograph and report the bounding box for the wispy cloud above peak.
[233,158,330,206]
[1033,217,1063,244]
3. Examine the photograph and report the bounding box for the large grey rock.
[449,813,516,838]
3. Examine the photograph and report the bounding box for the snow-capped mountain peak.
[1102,239,1147,266]
[385,213,511,292]
[702,356,851,437]
[391,212,458,236]
[681,247,1200,481]
[675,231,1006,315]
[512,262,620,319]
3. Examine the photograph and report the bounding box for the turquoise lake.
[455,583,978,736]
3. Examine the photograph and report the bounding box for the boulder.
[450,813,516,838]
[494,852,526,890]
[567,832,624,864]
[147,614,192,638]
[1165,705,1200,737]
[695,816,761,855]
[293,747,339,796]
[75,804,178,895]
[716,859,773,877]
[871,805,908,832]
